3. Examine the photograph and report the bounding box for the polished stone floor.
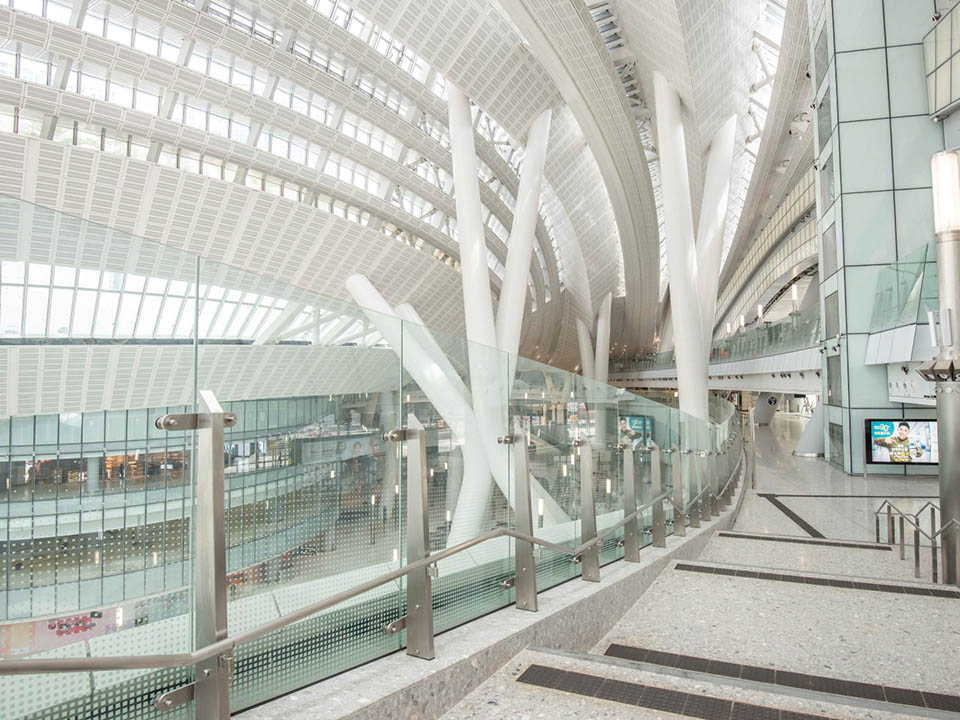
[443,413,958,720]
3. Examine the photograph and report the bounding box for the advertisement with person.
[619,416,652,449]
[867,420,938,464]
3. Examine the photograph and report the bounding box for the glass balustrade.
[612,303,822,375]
[868,245,938,334]
[0,194,745,719]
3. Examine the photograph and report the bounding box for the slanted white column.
[593,293,613,385]
[346,275,568,544]
[446,84,498,349]
[592,292,613,446]
[695,115,738,352]
[446,84,511,538]
[496,108,552,357]
[346,275,494,542]
[576,319,596,379]
[394,304,568,537]
[653,71,709,422]
[394,303,471,405]
[659,305,675,353]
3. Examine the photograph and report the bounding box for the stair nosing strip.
[673,560,960,595]
[526,647,960,720]
[717,531,895,551]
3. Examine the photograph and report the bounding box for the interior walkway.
[444,414,959,719]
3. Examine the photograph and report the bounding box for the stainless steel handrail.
[874,501,960,542]
[0,423,745,689]
[0,490,682,675]
[873,499,960,584]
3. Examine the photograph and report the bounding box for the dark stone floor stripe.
[757,494,826,538]
[517,663,845,719]
[602,643,960,712]
[771,494,938,499]
[717,531,892,551]
[672,562,960,598]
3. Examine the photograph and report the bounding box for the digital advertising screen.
[865,419,938,465]
[619,415,653,448]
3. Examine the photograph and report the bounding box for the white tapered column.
[447,84,498,349]
[445,84,513,539]
[653,71,709,422]
[695,115,738,352]
[576,319,596,379]
[593,293,613,385]
[593,292,613,447]
[496,108,552,356]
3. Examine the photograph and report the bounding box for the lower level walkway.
[444,414,959,719]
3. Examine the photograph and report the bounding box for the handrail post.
[511,422,538,610]
[914,526,921,579]
[899,516,905,560]
[671,446,685,537]
[685,451,701,529]
[932,508,939,584]
[887,506,895,546]
[954,526,960,588]
[711,450,723,513]
[578,439,600,581]
[193,390,236,719]
[404,414,435,659]
[622,444,640,562]
[651,444,666,548]
[698,452,712,522]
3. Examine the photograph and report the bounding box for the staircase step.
[673,560,960,598]
[704,531,940,584]
[717,531,893,551]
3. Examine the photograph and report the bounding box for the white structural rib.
[446,84,499,350]
[593,292,613,386]
[695,115,739,352]
[577,320,596,379]
[498,0,661,353]
[345,273,568,545]
[496,107,552,357]
[653,71,708,422]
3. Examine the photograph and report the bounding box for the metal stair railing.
[874,500,960,584]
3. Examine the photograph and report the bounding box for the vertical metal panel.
[578,441,600,582]
[405,413,435,659]
[698,452,712,522]
[651,443,666,548]
[194,389,231,720]
[511,421,538,611]
[686,452,700,529]
[622,445,639,562]
[671,446,685,537]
